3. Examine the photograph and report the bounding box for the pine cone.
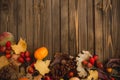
[48,53,77,80]
[0,64,22,80]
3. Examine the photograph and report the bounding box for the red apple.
[25,51,30,57]
[18,57,24,63]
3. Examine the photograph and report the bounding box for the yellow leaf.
[11,38,27,54]
[34,60,50,76]
[0,56,9,69]
[86,70,98,80]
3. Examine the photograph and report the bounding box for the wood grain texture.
[7,0,17,41]
[103,0,113,61]
[94,0,104,62]
[25,0,34,53]
[112,0,120,58]
[87,0,94,54]
[68,0,76,56]
[17,0,26,39]
[52,0,60,55]
[0,0,119,61]
[60,0,69,53]
[78,0,88,52]
[40,0,52,59]
[0,0,9,32]
[33,0,41,50]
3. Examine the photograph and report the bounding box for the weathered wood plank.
[78,0,87,52]
[33,0,41,51]
[94,0,104,62]
[52,0,60,55]
[68,0,76,56]
[103,0,113,61]
[40,0,52,59]
[0,0,9,33]
[39,0,44,47]
[75,0,79,54]
[25,0,34,53]
[7,0,17,41]
[0,0,119,59]
[87,0,94,54]
[17,0,26,39]
[61,0,69,53]
[112,0,120,58]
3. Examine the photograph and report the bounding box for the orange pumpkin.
[18,77,28,80]
[34,47,48,60]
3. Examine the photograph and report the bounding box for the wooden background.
[0,0,120,62]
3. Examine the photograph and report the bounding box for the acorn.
[68,71,74,78]
[106,67,113,73]
[28,66,34,74]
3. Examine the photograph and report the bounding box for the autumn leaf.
[87,70,98,80]
[11,38,27,54]
[34,60,50,76]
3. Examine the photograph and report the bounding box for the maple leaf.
[87,70,98,80]
[11,38,27,54]
[34,60,50,76]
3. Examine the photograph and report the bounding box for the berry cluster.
[82,55,103,69]
[18,51,36,74]
[0,41,12,59]
[18,51,31,63]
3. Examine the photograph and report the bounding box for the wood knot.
[2,3,9,10]
[0,0,10,13]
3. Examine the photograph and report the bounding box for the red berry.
[111,77,115,80]
[44,76,51,80]
[5,50,11,54]
[5,53,11,59]
[0,46,6,52]
[26,57,31,62]
[30,62,35,68]
[87,62,93,68]
[82,60,88,65]
[93,55,98,61]
[6,46,11,50]
[89,57,95,65]
[97,62,103,69]
[18,57,24,63]
[6,41,11,47]
[20,52,25,58]
[28,66,34,74]
[68,72,74,77]
[25,51,30,57]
